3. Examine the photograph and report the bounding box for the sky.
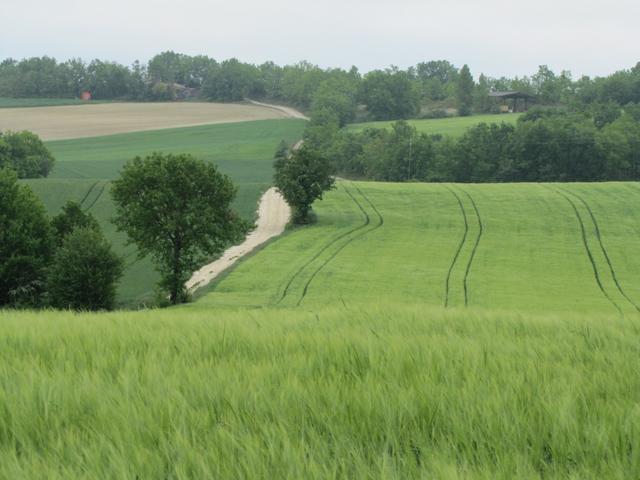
[1,0,639,79]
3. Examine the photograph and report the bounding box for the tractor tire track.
[78,181,100,207]
[277,184,370,304]
[84,181,107,212]
[297,184,384,306]
[442,185,470,308]
[559,187,640,313]
[457,186,483,307]
[547,186,623,316]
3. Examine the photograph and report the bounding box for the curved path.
[246,99,309,120]
[187,107,304,294]
[186,188,291,292]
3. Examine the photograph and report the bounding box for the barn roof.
[489,91,534,99]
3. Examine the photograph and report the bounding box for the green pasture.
[347,113,521,136]
[197,181,640,316]
[23,119,306,306]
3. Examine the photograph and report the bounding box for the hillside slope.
[197,181,640,316]
[23,119,306,305]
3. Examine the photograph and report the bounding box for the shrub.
[0,168,53,307]
[0,130,55,178]
[47,228,123,311]
[50,200,101,246]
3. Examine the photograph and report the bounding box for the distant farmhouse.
[489,91,533,113]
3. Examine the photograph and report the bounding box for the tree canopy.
[274,145,335,224]
[111,153,246,304]
[47,228,123,311]
[50,200,101,246]
[0,130,55,178]
[0,168,53,307]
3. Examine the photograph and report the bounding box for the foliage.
[0,130,55,178]
[50,200,100,246]
[456,64,474,116]
[326,111,640,182]
[202,58,263,102]
[111,153,246,304]
[148,51,216,88]
[47,228,122,311]
[359,69,420,120]
[274,146,334,224]
[31,119,305,307]
[0,168,52,307]
[309,77,358,127]
[1,54,640,122]
[415,60,458,101]
[473,73,495,113]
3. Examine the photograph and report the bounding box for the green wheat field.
[3,179,640,477]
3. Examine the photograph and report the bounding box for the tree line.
[307,105,640,183]
[2,52,639,121]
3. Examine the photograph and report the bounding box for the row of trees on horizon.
[1,52,639,120]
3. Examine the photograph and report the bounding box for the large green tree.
[456,65,475,116]
[274,146,334,224]
[111,153,246,304]
[0,168,53,307]
[360,69,420,120]
[0,130,55,178]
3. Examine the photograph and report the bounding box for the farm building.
[489,91,533,113]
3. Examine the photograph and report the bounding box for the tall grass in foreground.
[1,304,639,478]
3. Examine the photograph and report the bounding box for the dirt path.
[246,99,309,120]
[186,188,291,292]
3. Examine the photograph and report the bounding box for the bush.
[47,228,123,311]
[0,130,55,178]
[50,200,101,246]
[0,168,53,307]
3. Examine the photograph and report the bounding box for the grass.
[1,305,640,478]
[22,119,306,306]
[3,180,640,477]
[196,181,640,316]
[0,97,105,108]
[347,113,521,137]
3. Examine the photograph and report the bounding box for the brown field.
[0,102,294,140]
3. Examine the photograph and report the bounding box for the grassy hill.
[196,181,640,316]
[2,180,640,477]
[23,119,306,306]
[348,113,521,136]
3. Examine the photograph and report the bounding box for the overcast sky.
[2,0,638,78]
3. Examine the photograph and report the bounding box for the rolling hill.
[23,118,306,305]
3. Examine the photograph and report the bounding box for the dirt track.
[0,102,294,140]
[247,99,310,120]
[186,188,291,292]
